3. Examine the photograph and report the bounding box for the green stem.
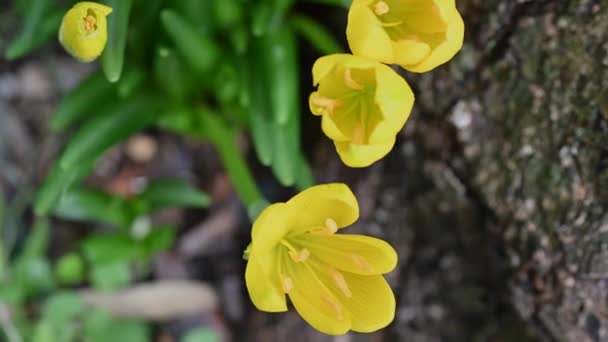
[198,109,268,219]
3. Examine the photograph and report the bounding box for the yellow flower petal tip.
[346,0,465,73]
[245,183,398,335]
[309,54,414,167]
[58,2,113,62]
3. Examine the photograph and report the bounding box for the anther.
[282,276,294,293]
[344,69,364,90]
[325,218,338,234]
[83,14,97,31]
[352,255,374,273]
[352,124,365,145]
[289,248,310,263]
[374,1,390,16]
[329,268,352,298]
[312,96,342,113]
[320,293,344,320]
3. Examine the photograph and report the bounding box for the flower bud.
[59,2,112,62]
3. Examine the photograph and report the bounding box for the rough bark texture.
[260,0,608,341]
[351,0,608,340]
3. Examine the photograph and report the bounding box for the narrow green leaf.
[263,26,299,125]
[133,179,210,214]
[53,188,131,227]
[59,93,162,169]
[198,109,263,208]
[5,0,52,60]
[246,41,274,166]
[161,10,220,76]
[251,1,272,36]
[153,47,195,102]
[291,14,342,54]
[101,0,132,82]
[5,5,64,60]
[34,157,96,216]
[20,218,49,260]
[302,0,351,8]
[50,71,116,131]
[117,65,146,98]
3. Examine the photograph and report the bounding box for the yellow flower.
[346,0,464,73]
[245,183,398,335]
[59,2,113,62]
[309,54,414,167]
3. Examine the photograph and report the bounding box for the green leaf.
[54,253,85,285]
[153,47,196,102]
[101,0,133,82]
[59,93,162,169]
[83,233,141,265]
[251,1,272,36]
[50,71,117,131]
[264,26,299,125]
[34,157,97,216]
[4,0,53,60]
[53,188,131,227]
[117,65,146,98]
[183,328,220,342]
[133,179,210,214]
[290,14,343,54]
[142,226,175,256]
[90,262,131,290]
[161,9,220,76]
[246,43,274,166]
[42,292,85,324]
[302,0,351,8]
[295,153,315,191]
[20,218,49,260]
[105,321,149,342]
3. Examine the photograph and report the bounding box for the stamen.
[320,293,344,320]
[312,95,342,114]
[352,255,374,273]
[325,218,338,234]
[282,276,294,293]
[374,1,390,16]
[352,124,365,145]
[403,34,422,42]
[288,248,310,263]
[83,14,97,31]
[329,268,352,298]
[344,69,364,90]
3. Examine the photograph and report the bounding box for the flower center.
[370,0,448,44]
[83,10,97,32]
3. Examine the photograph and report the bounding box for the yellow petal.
[346,4,393,63]
[251,203,292,254]
[403,2,464,73]
[286,183,359,234]
[335,138,396,168]
[342,273,396,332]
[322,115,350,142]
[298,233,398,275]
[245,252,287,312]
[283,251,352,335]
[58,2,113,62]
[392,39,431,67]
[373,64,415,134]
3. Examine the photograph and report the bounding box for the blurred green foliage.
[2,0,346,340]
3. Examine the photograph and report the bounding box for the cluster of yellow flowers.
[247,0,464,335]
[56,0,464,336]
